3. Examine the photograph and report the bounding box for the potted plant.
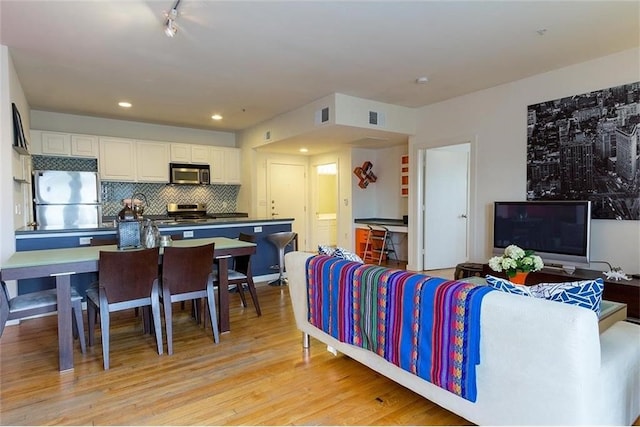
[488,245,544,284]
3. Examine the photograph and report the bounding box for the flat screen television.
[493,200,591,268]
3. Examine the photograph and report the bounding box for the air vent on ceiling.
[315,107,330,125]
[369,110,386,126]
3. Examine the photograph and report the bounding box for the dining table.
[0,237,256,372]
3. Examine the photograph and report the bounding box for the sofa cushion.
[529,279,604,315]
[485,275,534,297]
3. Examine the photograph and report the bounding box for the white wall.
[409,48,640,273]
[1,45,30,299]
[30,110,235,147]
[352,145,408,220]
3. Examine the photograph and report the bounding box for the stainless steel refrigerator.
[33,170,102,229]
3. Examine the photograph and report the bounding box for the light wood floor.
[4,270,635,426]
[1,278,470,426]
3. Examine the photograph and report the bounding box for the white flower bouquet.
[488,245,544,278]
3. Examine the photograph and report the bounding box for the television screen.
[493,201,591,266]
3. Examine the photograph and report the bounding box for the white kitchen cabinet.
[170,143,191,163]
[191,145,210,164]
[136,141,169,182]
[40,131,70,156]
[71,134,99,158]
[171,143,211,164]
[29,131,98,158]
[223,147,241,184]
[210,147,241,184]
[209,147,225,183]
[99,137,137,181]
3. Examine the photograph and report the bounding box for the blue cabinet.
[14,219,294,295]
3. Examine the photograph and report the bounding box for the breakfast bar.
[0,237,255,371]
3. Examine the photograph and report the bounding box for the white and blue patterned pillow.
[318,245,336,256]
[333,247,364,263]
[485,275,604,315]
[485,275,534,297]
[530,279,604,315]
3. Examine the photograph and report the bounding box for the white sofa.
[285,251,640,426]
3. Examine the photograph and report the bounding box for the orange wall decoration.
[353,161,377,189]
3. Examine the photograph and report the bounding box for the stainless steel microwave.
[169,163,210,185]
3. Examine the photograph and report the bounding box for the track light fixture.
[164,0,181,37]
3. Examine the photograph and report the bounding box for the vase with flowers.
[488,245,544,284]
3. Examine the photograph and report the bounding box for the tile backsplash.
[33,155,240,216]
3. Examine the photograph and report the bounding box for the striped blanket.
[306,255,494,402]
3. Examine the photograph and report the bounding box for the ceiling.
[1,1,638,155]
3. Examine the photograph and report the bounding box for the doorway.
[311,162,338,248]
[422,143,470,269]
[267,161,308,250]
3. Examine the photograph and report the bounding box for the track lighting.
[164,0,181,37]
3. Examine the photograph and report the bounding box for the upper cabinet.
[30,131,98,158]
[136,141,169,182]
[210,147,241,184]
[170,143,211,164]
[71,134,99,158]
[30,129,240,185]
[170,143,191,163]
[191,145,210,164]
[99,137,137,181]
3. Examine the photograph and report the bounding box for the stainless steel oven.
[169,163,210,185]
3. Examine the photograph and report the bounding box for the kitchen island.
[14,217,294,295]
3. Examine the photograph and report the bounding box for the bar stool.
[266,231,297,286]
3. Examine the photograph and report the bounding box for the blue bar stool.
[266,231,297,286]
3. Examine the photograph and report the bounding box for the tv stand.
[480,264,640,321]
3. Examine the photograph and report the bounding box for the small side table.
[599,300,627,333]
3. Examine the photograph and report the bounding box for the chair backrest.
[162,243,215,294]
[98,247,160,303]
[233,233,256,274]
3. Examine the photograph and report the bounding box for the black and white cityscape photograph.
[527,82,640,220]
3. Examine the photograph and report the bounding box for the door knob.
[460,214,468,218]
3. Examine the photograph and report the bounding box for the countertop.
[354,218,408,233]
[354,218,407,227]
[16,216,294,235]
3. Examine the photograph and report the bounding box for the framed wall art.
[526,82,639,220]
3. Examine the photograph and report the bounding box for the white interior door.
[423,145,469,269]
[268,162,307,250]
[312,163,338,248]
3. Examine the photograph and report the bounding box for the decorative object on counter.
[353,161,377,189]
[488,244,544,284]
[141,219,161,248]
[603,267,632,281]
[116,193,145,249]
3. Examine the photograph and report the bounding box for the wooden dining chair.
[86,247,163,370]
[215,233,261,316]
[0,281,86,353]
[160,243,219,355]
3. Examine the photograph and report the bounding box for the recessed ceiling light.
[118,101,132,108]
[299,148,308,153]
[415,77,429,84]
[211,114,223,120]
